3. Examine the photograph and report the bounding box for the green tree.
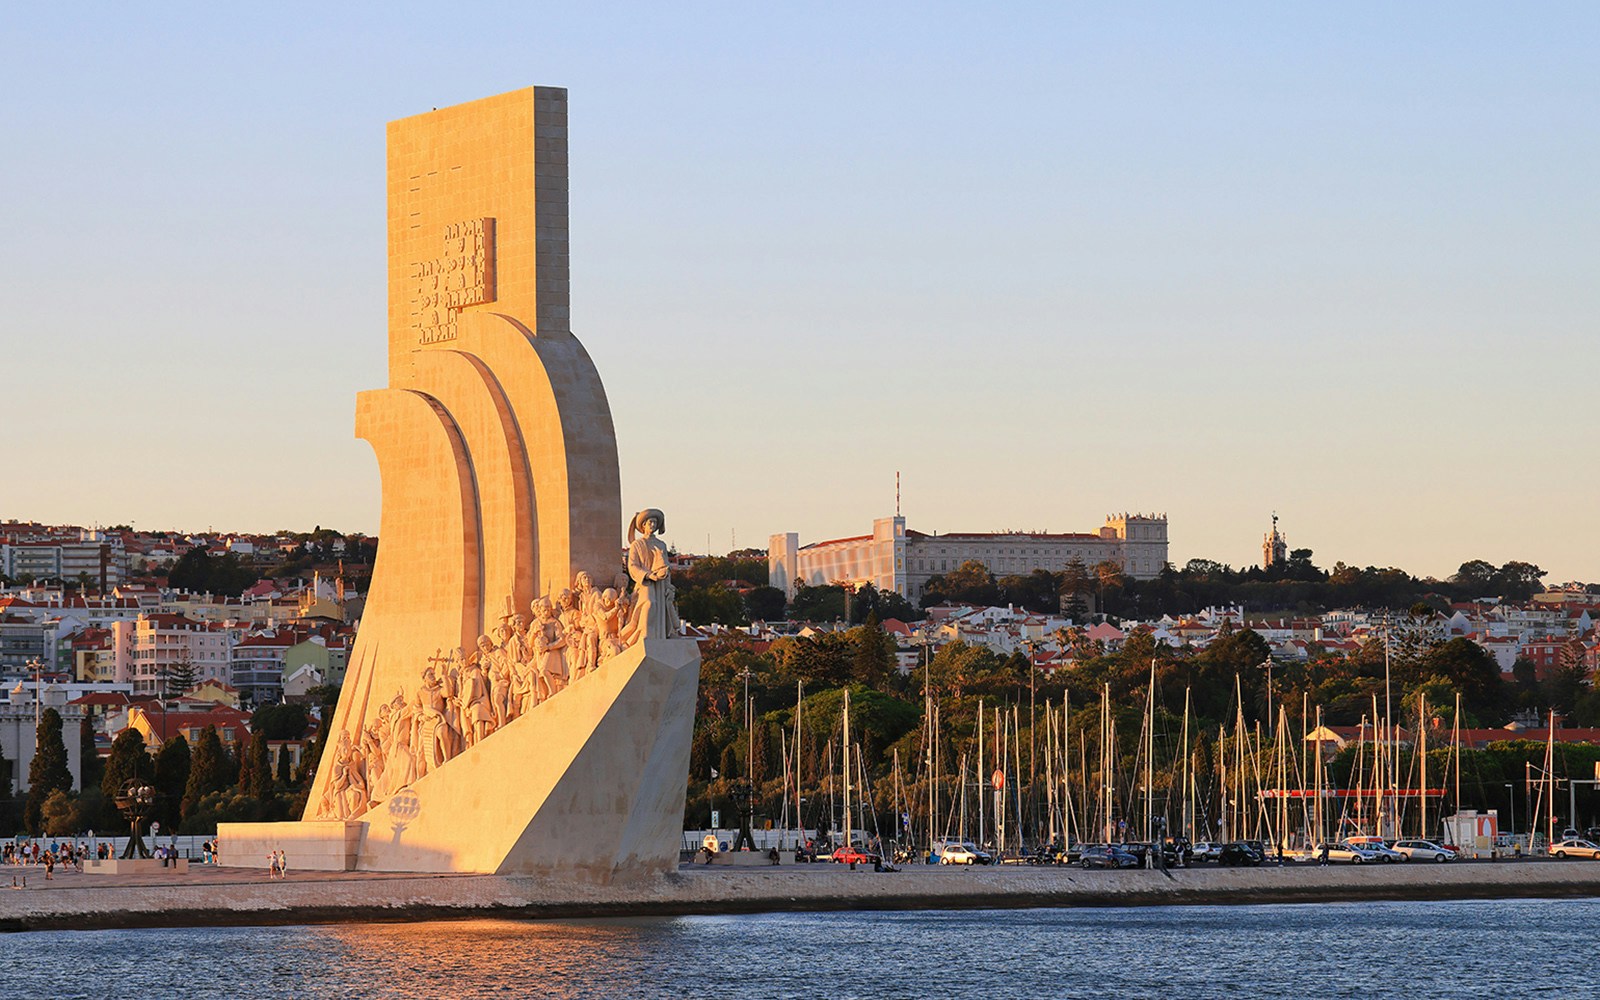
[78,715,102,790]
[154,736,191,829]
[251,703,310,740]
[247,730,272,802]
[921,560,1000,608]
[690,727,716,781]
[275,745,293,785]
[167,545,260,597]
[744,585,787,622]
[182,725,231,821]
[100,729,152,831]
[1417,637,1503,719]
[41,789,87,837]
[850,614,896,690]
[750,721,773,786]
[24,709,74,835]
[788,581,847,621]
[677,584,748,626]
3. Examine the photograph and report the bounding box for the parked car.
[1342,838,1405,863]
[1319,842,1382,864]
[937,843,991,866]
[1548,838,1600,860]
[831,846,880,865]
[1188,841,1223,863]
[1079,845,1140,869]
[1392,839,1457,862]
[1216,842,1265,867]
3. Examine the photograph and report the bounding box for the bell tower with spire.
[1262,512,1288,570]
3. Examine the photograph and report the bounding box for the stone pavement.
[3,858,1599,932]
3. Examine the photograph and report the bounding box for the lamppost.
[26,658,44,759]
[1504,783,1515,838]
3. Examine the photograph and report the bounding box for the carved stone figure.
[557,588,590,681]
[361,710,388,805]
[344,743,370,818]
[385,690,417,796]
[532,596,568,696]
[594,587,625,664]
[414,665,453,775]
[478,633,512,731]
[621,508,680,644]
[571,571,599,677]
[321,730,355,819]
[459,647,494,749]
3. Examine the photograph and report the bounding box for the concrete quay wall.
[4,861,1600,932]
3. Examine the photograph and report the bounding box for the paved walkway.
[2,857,1597,932]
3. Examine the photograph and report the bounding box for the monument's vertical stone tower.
[230,88,701,879]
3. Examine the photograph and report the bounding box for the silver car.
[1392,839,1457,862]
[1320,842,1382,864]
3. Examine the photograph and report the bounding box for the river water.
[7,898,1589,999]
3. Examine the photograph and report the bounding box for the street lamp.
[1505,782,1515,837]
[26,657,44,745]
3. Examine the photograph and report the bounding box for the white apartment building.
[127,613,234,696]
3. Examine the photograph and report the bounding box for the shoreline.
[2,859,1598,932]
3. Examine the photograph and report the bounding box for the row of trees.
[667,542,1568,630]
[2,699,331,838]
[918,555,1564,619]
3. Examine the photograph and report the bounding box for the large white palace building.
[768,513,1169,603]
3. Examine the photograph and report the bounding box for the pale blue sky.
[3,3,1595,582]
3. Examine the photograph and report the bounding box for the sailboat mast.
[1452,691,1462,844]
[794,681,804,849]
[1180,686,1191,844]
[1546,709,1556,850]
[1418,692,1427,841]
[1013,705,1024,853]
[1314,705,1324,847]
[1045,699,1057,846]
[977,697,985,851]
[842,688,852,849]
[1145,658,1156,844]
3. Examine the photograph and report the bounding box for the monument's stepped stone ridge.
[220,87,699,879]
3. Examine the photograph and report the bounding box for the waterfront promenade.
[4,859,1600,932]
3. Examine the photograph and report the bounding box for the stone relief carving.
[317,511,681,820]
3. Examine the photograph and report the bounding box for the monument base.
[84,858,190,875]
[217,820,364,872]
[221,637,699,878]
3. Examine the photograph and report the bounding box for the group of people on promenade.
[266,849,290,879]
[4,839,101,878]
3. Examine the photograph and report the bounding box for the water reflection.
[8,900,1598,1000]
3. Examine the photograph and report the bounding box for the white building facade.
[770,513,1169,602]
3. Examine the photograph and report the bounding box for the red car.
[831,846,880,865]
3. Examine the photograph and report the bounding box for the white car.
[1319,842,1382,864]
[1392,839,1457,862]
[1189,842,1223,863]
[1350,840,1406,864]
[938,844,988,865]
[1548,838,1600,860]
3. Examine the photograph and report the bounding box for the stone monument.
[219,87,701,879]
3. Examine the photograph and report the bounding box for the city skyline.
[4,3,1596,582]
